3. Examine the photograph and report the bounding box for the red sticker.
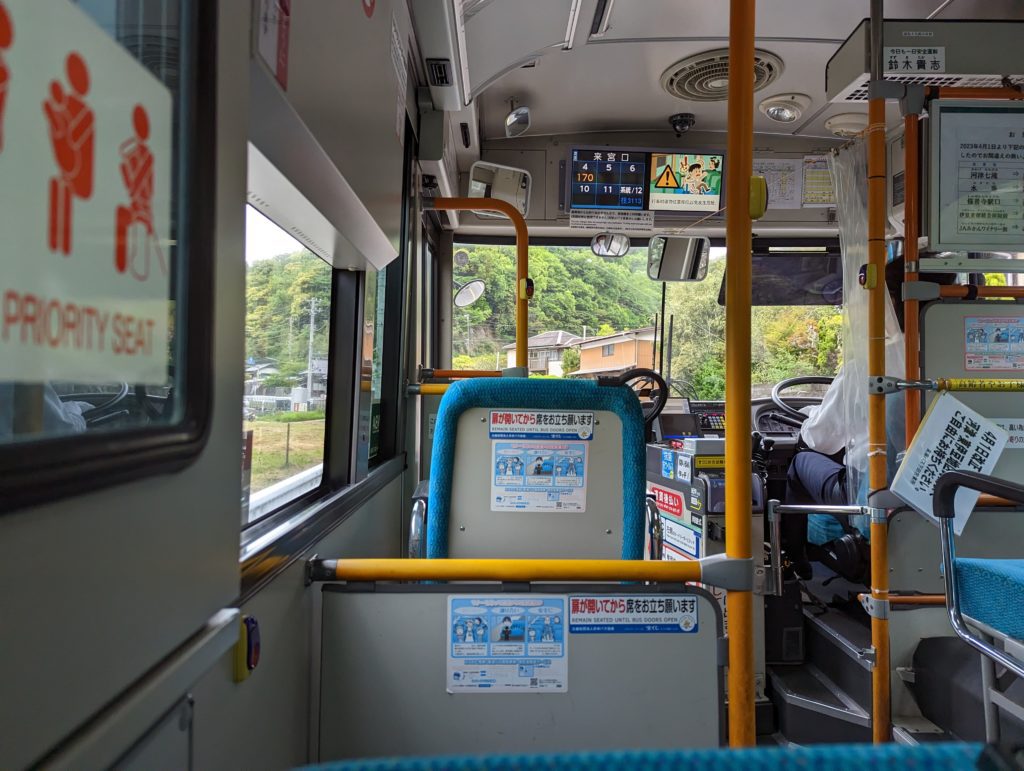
[652,485,683,517]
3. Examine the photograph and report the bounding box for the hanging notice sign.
[569,595,698,634]
[0,0,172,384]
[892,392,1008,535]
[489,410,593,512]
[801,155,835,207]
[753,157,803,209]
[447,595,567,693]
[965,316,1024,371]
[931,101,1024,251]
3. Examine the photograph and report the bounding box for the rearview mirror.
[468,160,531,219]
[647,236,711,282]
[591,232,630,257]
[454,279,486,308]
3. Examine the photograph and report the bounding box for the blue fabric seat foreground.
[297,743,984,771]
[956,557,1024,639]
[426,378,646,560]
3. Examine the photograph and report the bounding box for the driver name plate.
[489,410,593,513]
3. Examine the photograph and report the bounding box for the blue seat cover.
[426,378,646,560]
[298,743,983,771]
[956,557,1024,639]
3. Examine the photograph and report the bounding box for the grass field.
[245,418,326,492]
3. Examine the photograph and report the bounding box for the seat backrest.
[426,378,646,559]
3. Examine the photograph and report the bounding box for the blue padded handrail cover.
[298,743,984,771]
[956,557,1024,639]
[426,378,646,560]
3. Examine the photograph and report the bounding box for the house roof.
[578,326,656,348]
[502,330,581,351]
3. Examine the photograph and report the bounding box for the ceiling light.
[758,93,811,123]
[825,112,869,138]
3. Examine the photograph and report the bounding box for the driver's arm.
[799,367,846,455]
[42,384,89,434]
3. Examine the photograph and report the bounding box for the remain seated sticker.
[447,595,567,693]
[491,439,588,512]
[569,595,698,634]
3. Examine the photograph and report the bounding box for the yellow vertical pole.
[867,0,892,743]
[903,113,921,444]
[429,197,530,369]
[725,0,756,748]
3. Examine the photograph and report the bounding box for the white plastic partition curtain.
[829,141,906,512]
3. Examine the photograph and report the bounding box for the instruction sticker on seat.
[965,316,1024,371]
[569,595,698,634]
[447,595,567,693]
[489,410,593,512]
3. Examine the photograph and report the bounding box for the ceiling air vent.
[661,48,784,102]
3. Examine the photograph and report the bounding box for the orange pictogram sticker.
[116,104,165,281]
[44,51,95,255]
[0,2,13,154]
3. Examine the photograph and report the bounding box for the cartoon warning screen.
[648,152,724,213]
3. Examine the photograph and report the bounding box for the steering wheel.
[771,375,834,422]
[59,383,130,425]
[610,367,669,427]
[669,379,699,401]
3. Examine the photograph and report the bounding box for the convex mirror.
[468,160,531,219]
[591,232,630,257]
[454,279,486,308]
[648,235,711,282]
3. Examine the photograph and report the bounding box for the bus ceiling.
[412,0,1024,239]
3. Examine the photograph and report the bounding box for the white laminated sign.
[447,595,567,693]
[892,393,1008,535]
[0,0,172,384]
[489,409,593,512]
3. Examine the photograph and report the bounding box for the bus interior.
[5,0,1024,768]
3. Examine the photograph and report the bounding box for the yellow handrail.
[314,558,702,584]
[430,197,530,370]
[724,0,757,748]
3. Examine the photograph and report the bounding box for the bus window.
[355,267,387,474]
[451,243,659,375]
[242,206,331,524]
[0,0,214,510]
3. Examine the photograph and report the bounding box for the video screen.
[569,148,648,210]
[648,153,724,213]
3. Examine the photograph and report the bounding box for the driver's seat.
[425,377,647,560]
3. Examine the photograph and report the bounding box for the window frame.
[0,0,217,514]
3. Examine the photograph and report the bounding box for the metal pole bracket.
[860,593,891,620]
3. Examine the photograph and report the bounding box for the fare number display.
[570,149,647,211]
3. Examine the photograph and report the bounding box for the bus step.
[769,664,871,745]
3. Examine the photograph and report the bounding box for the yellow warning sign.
[654,164,679,189]
[694,456,725,468]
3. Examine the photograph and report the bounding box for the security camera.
[669,112,696,137]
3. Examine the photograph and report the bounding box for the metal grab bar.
[408,499,426,560]
[306,555,754,589]
[765,501,885,596]
[934,471,1024,680]
[646,495,663,561]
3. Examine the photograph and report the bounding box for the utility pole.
[307,297,316,396]
[287,314,294,360]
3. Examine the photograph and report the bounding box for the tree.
[562,348,580,375]
[596,323,616,337]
